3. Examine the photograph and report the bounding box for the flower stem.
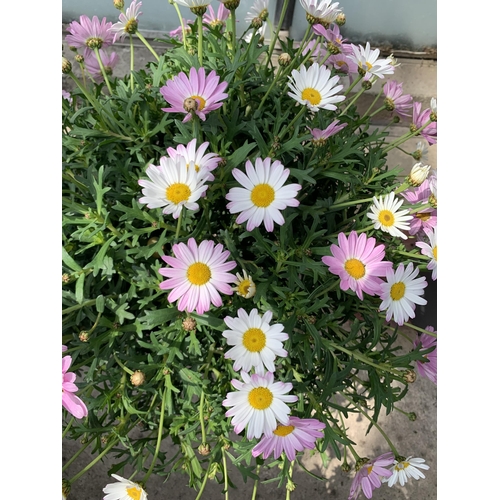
[339,87,365,117]
[230,8,237,59]
[62,416,75,440]
[194,457,215,500]
[198,15,204,65]
[169,0,188,50]
[113,353,134,375]
[343,74,363,96]
[285,460,295,500]
[276,105,307,143]
[136,31,160,61]
[256,65,283,113]
[129,34,135,90]
[222,448,230,500]
[199,390,207,444]
[174,208,183,242]
[361,87,384,119]
[382,119,433,153]
[265,0,290,67]
[251,464,260,500]
[62,438,92,472]
[94,48,113,95]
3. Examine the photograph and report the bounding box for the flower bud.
[334,12,346,26]
[198,443,211,456]
[62,57,72,74]
[250,17,263,29]
[408,162,431,187]
[183,97,199,112]
[341,462,351,473]
[62,479,71,499]
[220,0,240,9]
[79,330,90,342]
[62,273,70,284]
[130,370,146,386]
[114,0,125,9]
[384,97,395,112]
[430,97,437,121]
[408,412,417,421]
[189,5,208,15]
[75,54,85,64]
[182,317,197,331]
[286,480,296,492]
[278,52,292,67]
[362,80,372,90]
[404,369,417,383]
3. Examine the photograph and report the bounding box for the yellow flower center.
[378,209,395,227]
[166,183,191,204]
[242,328,266,352]
[301,87,322,106]
[191,94,206,111]
[187,262,211,285]
[433,245,437,261]
[394,461,410,471]
[344,258,366,279]
[273,424,295,437]
[126,486,142,500]
[251,184,275,207]
[416,212,431,221]
[186,163,200,172]
[390,282,406,300]
[237,279,253,296]
[248,387,274,410]
[366,61,373,70]
[366,465,373,475]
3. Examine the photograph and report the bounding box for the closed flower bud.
[62,57,72,74]
[408,412,417,421]
[362,80,372,90]
[62,479,71,499]
[130,370,146,386]
[286,480,296,492]
[408,162,431,187]
[278,52,292,66]
[198,443,211,455]
[182,317,197,331]
[334,12,346,26]
[341,462,351,473]
[404,369,417,383]
[114,0,125,9]
[75,54,85,63]
[250,17,263,29]
[220,0,240,9]
[79,330,89,342]
[62,273,70,284]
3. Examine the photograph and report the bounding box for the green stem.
[62,439,92,472]
[276,105,307,143]
[129,35,135,91]
[366,104,387,120]
[339,87,365,117]
[286,24,312,73]
[382,119,433,154]
[199,391,207,444]
[401,321,437,337]
[256,65,283,113]
[143,381,169,483]
[198,15,204,65]
[342,74,363,96]
[68,436,119,484]
[396,250,430,260]
[170,0,188,50]
[94,48,113,95]
[343,394,399,456]
[136,31,160,61]
[113,353,134,376]
[251,464,260,500]
[222,448,229,500]
[174,209,183,243]
[328,197,374,210]
[230,8,237,58]
[194,457,215,500]
[265,0,290,67]
[62,416,75,440]
[361,87,384,119]
[285,460,295,500]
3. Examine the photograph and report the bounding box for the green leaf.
[75,273,85,304]
[62,247,82,272]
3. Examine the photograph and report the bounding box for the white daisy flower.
[384,456,430,487]
[226,157,301,232]
[287,62,345,112]
[408,162,431,187]
[299,0,342,27]
[416,227,437,280]
[223,371,298,439]
[174,0,211,10]
[232,270,256,298]
[138,155,209,219]
[103,474,148,500]
[412,141,429,163]
[223,308,289,375]
[110,0,143,42]
[367,191,412,239]
[245,0,269,22]
[379,262,428,326]
[348,42,395,80]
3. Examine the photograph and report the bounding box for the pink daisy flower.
[222,371,298,439]
[413,326,437,384]
[65,15,114,59]
[62,354,88,419]
[169,19,195,39]
[203,3,230,28]
[251,416,325,461]
[400,180,437,236]
[159,238,237,314]
[160,67,229,123]
[85,50,119,83]
[312,23,349,53]
[383,80,413,118]
[307,118,347,146]
[166,138,221,183]
[110,0,143,42]
[415,227,437,281]
[226,157,301,232]
[411,102,437,145]
[322,231,393,300]
[348,452,394,500]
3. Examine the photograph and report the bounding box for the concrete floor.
[62,30,437,500]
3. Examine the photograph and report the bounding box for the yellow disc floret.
[390,282,406,300]
[166,183,191,204]
[344,258,366,279]
[187,262,211,285]
[301,87,321,106]
[242,328,266,352]
[248,387,273,410]
[251,184,275,207]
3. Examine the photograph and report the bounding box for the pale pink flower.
[160,67,228,123]
[166,138,221,183]
[415,227,437,280]
[65,15,114,59]
[322,231,393,300]
[159,238,236,314]
[62,354,88,419]
[413,326,437,384]
[307,118,346,145]
[411,102,437,145]
[62,90,72,104]
[169,19,195,39]
[204,3,230,27]
[383,80,413,118]
[252,416,325,461]
[400,180,437,236]
[348,452,394,500]
[85,50,119,83]
[110,0,143,42]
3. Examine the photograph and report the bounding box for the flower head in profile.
[367,191,412,239]
[159,238,236,314]
[169,19,195,39]
[110,0,142,42]
[287,62,345,112]
[322,231,393,300]
[204,3,230,28]
[413,326,437,384]
[232,270,256,298]
[313,23,349,54]
[103,474,148,500]
[348,452,394,500]
[416,227,437,280]
[252,416,325,461]
[400,180,437,236]
[62,354,88,419]
[223,371,298,439]
[166,138,221,183]
[348,42,395,80]
[411,102,437,145]
[383,80,413,118]
[246,0,269,23]
[408,162,431,187]
[65,15,114,58]
[299,0,342,27]
[384,456,430,487]
[412,140,429,162]
[226,157,301,232]
[138,156,209,218]
[160,67,228,123]
[223,308,289,375]
[85,50,119,82]
[174,0,212,15]
[307,118,346,146]
[379,262,428,326]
